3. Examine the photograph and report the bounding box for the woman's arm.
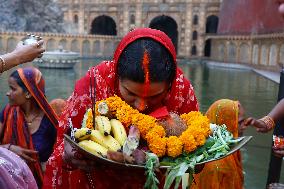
[0,121,38,162]
[267,98,284,123]
[0,40,45,73]
[244,99,284,132]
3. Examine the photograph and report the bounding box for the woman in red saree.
[0,67,58,188]
[191,99,245,189]
[43,28,198,189]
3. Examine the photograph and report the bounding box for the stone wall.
[57,0,221,58]
[0,32,120,58]
[210,33,284,71]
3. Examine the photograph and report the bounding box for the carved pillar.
[197,3,206,57]
[236,40,240,63]
[135,3,142,28]
[184,3,193,58]
[67,0,74,23]
[122,4,130,36]
[78,0,85,34]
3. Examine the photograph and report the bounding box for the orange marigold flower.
[179,131,197,153]
[86,110,93,129]
[167,136,183,157]
[96,96,211,157]
[145,125,166,141]
[148,137,167,157]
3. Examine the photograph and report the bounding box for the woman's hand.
[9,145,38,162]
[12,40,45,64]
[63,138,97,172]
[243,117,270,133]
[273,145,284,158]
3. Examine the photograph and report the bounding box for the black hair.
[117,38,176,83]
[10,70,28,92]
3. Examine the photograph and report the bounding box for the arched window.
[74,15,78,24]
[191,45,197,56]
[206,15,219,34]
[192,31,198,40]
[193,15,198,25]
[130,14,135,25]
[149,15,178,52]
[90,15,117,35]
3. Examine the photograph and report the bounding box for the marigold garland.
[95,95,210,157]
[82,108,93,129]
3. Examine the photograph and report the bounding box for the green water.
[0,59,283,188]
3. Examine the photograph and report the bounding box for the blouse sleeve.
[0,108,4,123]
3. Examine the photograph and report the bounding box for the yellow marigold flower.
[148,137,167,157]
[86,110,93,129]
[179,131,197,153]
[167,136,183,158]
[145,125,166,141]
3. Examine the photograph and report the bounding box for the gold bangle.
[260,116,275,130]
[0,56,6,73]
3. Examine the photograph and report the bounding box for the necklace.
[24,112,41,126]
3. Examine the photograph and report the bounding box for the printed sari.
[191,99,244,189]
[43,28,198,189]
[1,67,58,187]
[0,147,38,189]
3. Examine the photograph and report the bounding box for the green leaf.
[144,153,159,189]
[176,162,190,176]
[174,176,182,189]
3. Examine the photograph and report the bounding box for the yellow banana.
[110,119,127,146]
[74,128,92,141]
[90,130,121,151]
[78,140,108,157]
[95,116,111,136]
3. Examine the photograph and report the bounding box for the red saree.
[1,67,58,187]
[43,28,198,189]
[191,99,244,189]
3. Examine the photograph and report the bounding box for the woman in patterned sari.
[191,99,245,189]
[43,28,199,189]
[0,67,58,187]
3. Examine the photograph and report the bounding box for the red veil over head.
[2,67,58,187]
[43,28,198,189]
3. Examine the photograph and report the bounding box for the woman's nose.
[6,91,10,96]
[134,98,148,112]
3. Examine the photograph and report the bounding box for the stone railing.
[58,0,221,4]
[0,32,121,57]
[208,32,284,71]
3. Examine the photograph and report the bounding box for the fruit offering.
[74,105,144,165]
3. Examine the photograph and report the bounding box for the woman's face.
[119,79,170,113]
[6,77,28,106]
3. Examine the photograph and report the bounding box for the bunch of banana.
[78,140,108,157]
[90,130,121,152]
[95,116,111,136]
[110,119,127,146]
[76,112,129,159]
[74,128,92,141]
[94,116,127,146]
